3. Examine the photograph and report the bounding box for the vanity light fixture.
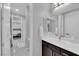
[54,3,64,8]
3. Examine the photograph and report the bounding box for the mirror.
[43,16,58,35]
[64,10,79,40]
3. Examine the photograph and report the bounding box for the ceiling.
[10,3,29,16]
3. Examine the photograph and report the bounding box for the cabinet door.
[61,49,78,56]
[61,52,69,56]
[42,43,52,56]
[52,51,62,56]
[49,44,61,56]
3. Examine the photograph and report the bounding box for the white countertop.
[42,34,79,55]
[40,26,79,55]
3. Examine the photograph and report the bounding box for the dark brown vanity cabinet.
[42,40,61,56]
[60,49,78,56]
[42,40,78,56]
[42,40,52,56]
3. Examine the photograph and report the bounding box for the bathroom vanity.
[42,34,79,56]
[42,40,78,56]
[41,3,79,56]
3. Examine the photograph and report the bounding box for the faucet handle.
[64,33,71,38]
[65,33,70,35]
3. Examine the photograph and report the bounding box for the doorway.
[0,3,30,56]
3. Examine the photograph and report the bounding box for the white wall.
[30,3,51,56]
[0,4,2,56]
[2,4,10,56]
[65,10,79,39]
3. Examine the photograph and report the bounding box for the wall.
[30,3,51,56]
[2,3,10,56]
[0,3,2,56]
[65,10,79,39]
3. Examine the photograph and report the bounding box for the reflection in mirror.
[43,16,58,36]
[63,10,79,40]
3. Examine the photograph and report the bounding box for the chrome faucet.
[59,35,64,39]
[59,33,71,39]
